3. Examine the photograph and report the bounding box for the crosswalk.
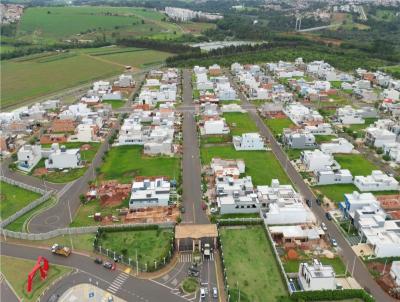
[179,252,214,262]
[107,272,129,294]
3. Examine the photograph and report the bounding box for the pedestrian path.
[179,253,192,263]
[107,272,129,294]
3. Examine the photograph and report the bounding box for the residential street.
[0,242,189,302]
[228,72,397,302]
[180,69,209,224]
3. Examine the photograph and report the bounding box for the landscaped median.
[93,224,174,272]
[0,255,72,302]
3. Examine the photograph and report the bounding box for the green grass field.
[1,47,171,109]
[201,145,290,186]
[334,154,378,176]
[315,135,337,144]
[98,229,174,264]
[347,118,378,138]
[223,112,258,136]
[219,226,287,302]
[102,99,126,109]
[314,184,359,203]
[265,118,295,136]
[0,255,71,302]
[100,145,180,183]
[0,182,41,220]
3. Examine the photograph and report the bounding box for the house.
[301,150,339,172]
[217,176,260,215]
[17,144,42,172]
[210,158,245,179]
[72,124,99,142]
[45,144,81,169]
[365,127,396,148]
[269,225,325,245]
[282,129,316,149]
[129,178,171,209]
[144,140,172,156]
[336,106,364,124]
[209,64,222,76]
[354,171,399,192]
[304,123,333,135]
[390,261,400,286]
[383,142,400,163]
[340,191,380,218]
[320,138,354,154]
[114,74,134,88]
[202,118,230,135]
[284,103,323,125]
[259,179,315,225]
[298,260,336,291]
[233,133,265,151]
[382,89,400,101]
[221,104,245,113]
[316,169,353,185]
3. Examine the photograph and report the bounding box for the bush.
[376,148,383,155]
[382,154,391,161]
[290,289,375,302]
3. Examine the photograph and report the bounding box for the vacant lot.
[335,154,378,176]
[223,112,258,136]
[1,47,171,108]
[219,226,287,302]
[102,99,126,109]
[100,145,181,183]
[0,182,41,220]
[0,255,71,302]
[314,184,359,203]
[265,118,294,136]
[201,145,290,186]
[347,118,377,138]
[98,229,174,264]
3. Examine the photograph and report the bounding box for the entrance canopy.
[175,224,218,240]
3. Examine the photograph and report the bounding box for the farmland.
[99,145,181,184]
[219,226,287,302]
[1,47,172,109]
[0,182,41,220]
[201,145,290,186]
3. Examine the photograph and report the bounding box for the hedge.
[289,289,375,302]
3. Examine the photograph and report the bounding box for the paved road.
[0,276,19,302]
[180,69,209,224]
[0,242,188,302]
[228,73,396,302]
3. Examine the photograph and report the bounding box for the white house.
[304,123,333,135]
[365,127,396,148]
[390,261,400,286]
[320,138,354,154]
[203,118,230,135]
[316,169,353,185]
[301,150,339,172]
[45,144,81,170]
[382,88,400,101]
[336,106,365,124]
[129,178,171,209]
[232,133,265,151]
[383,142,400,163]
[354,170,399,192]
[298,260,336,291]
[17,144,42,172]
[259,180,315,225]
[72,124,99,142]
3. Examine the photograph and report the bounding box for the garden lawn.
[265,118,294,136]
[0,255,71,302]
[219,226,287,302]
[313,184,358,203]
[200,135,231,145]
[102,99,126,109]
[223,112,258,136]
[334,154,378,176]
[283,257,347,275]
[0,182,41,220]
[100,145,180,183]
[201,145,290,185]
[98,229,174,264]
[315,135,337,144]
[347,118,377,138]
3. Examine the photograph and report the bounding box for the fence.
[93,224,175,273]
[0,175,52,228]
[0,221,175,241]
[217,218,293,302]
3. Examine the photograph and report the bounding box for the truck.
[51,244,71,257]
[203,243,211,259]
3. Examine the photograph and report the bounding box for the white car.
[210,207,218,214]
[331,238,338,247]
[200,288,206,299]
[321,222,328,231]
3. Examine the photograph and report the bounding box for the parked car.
[331,238,338,247]
[188,270,199,277]
[103,261,114,270]
[306,199,312,207]
[180,206,185,214]
[201,203,207,211]
[321,223,328,231]
[325,212,332,221]
[200,288,206,299]
[212,287,218,299]
[94,258,103,265]
[210,207,218,214]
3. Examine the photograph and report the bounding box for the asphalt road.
[181,69,209,225]
[228,72,396,302]
[0,276,19,302]
[0,242,188,302]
